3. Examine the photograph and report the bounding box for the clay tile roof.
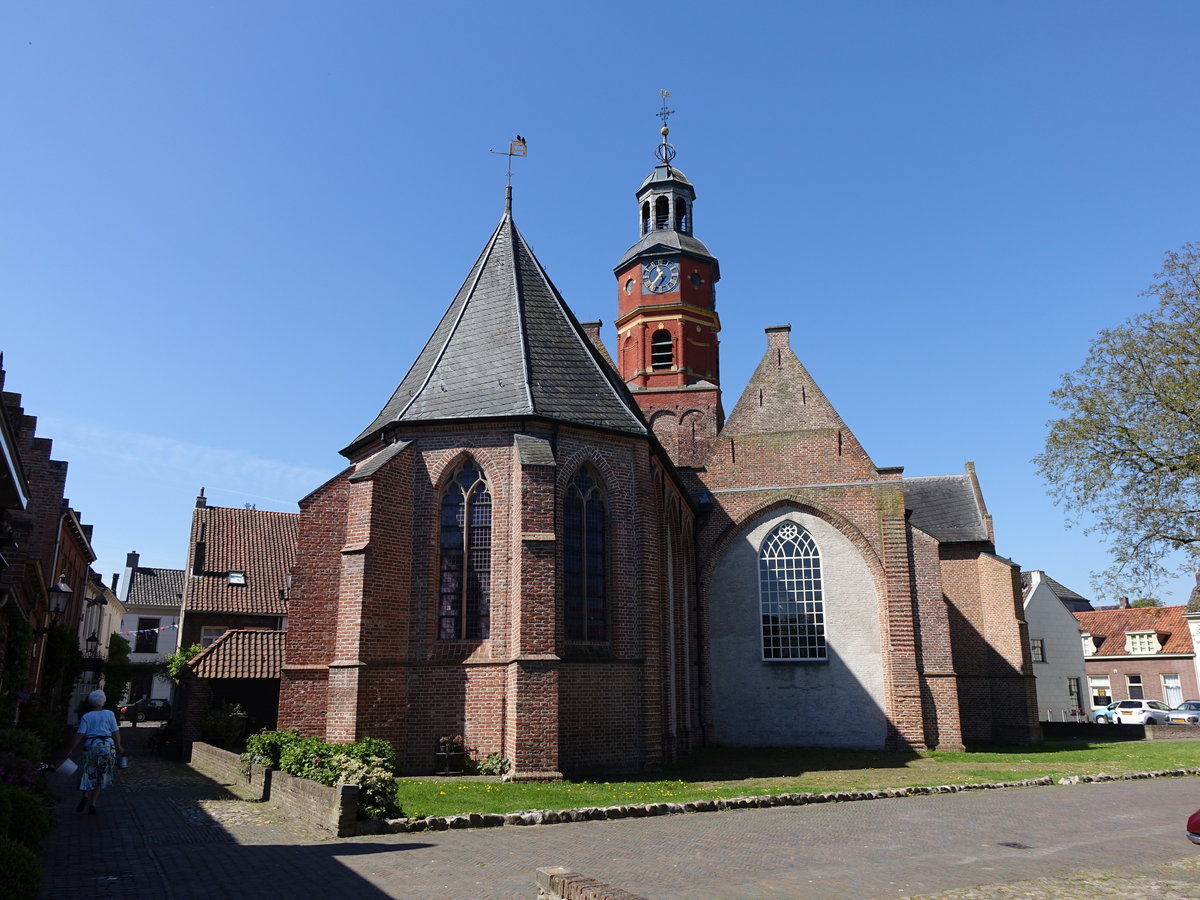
[183,506,297,616]
[188,628,284,679]
[347,205,647,453]
[1072,605,1195,655]
[125,566,184,609]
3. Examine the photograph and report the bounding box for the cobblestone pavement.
[37,726,1200,899]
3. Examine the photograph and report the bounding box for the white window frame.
[1088,675,1111,710]
[200,626,226,649]
[758,521,825,661]
[1081,632,1097,656]
[1162,673,1183,707]
[1030,638,1046,662]
[1125,631,1160,655]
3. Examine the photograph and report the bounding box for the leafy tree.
[162,643,203,680]
[102,634,132,708]
[1129,597,1163,608]
[1036,242,1200,594]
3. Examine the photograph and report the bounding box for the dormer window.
[228,571,246,586]
[1125,631,1160,654]
[1081,632,1097,656]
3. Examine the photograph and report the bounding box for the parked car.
[1093,701,1121,723]
[1189,807,1200,845]
[1108,699,1172,725]
[120,698,171,722]
[1167,700,1200,725]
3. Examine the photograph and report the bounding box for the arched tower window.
[759,521,825,660]
[564,467,607,641]
[651,329,673,369]
[654,196,670,230]
[675,199,689,233]
[438,459,491,640]
[641,200,651,236]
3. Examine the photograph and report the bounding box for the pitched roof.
[904,474,991,543]
[1020,571,1093,612]
[183,505,297,616]
[188,628,284,679]
[124,566,184,609]
[1073,605,1194,655]
[348,198,647,453]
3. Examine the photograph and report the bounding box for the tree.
[162,643,202,680]
[1036,242,1200,594]
[1129,597,1163,608]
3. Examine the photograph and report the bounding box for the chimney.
[1119,596,1130,609]
[192,522,207,576]
[111,573,119,594]
[195,486,207,508]
[125,551,140,569]
[765,324,792,350]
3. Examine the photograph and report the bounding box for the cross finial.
[655,90,676,164]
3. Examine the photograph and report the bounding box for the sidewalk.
[38,724,326,899]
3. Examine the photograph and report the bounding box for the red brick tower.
[613,97,723,466]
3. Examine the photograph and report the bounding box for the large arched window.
[438,460,491,640]
[564,467,607,641]
[759,521,824,660]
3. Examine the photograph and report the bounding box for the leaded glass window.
[438,460,491,640]
[759,521,825,660]
[564,467,607,642]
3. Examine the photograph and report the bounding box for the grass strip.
[393,739,1200,818]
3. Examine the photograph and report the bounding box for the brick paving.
[38,725,1200,899]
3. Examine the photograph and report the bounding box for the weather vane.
[490,134,528,187]
[655,89,676,165]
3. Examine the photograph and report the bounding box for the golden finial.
[655,90,676,164]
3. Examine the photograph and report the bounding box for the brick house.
[1074,603,1198,711]
[278,133,1040,777]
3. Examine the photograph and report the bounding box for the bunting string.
[119,623,180,637]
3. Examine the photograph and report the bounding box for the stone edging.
[357,767,1200,836]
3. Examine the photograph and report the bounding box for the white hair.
[88,690,106,707]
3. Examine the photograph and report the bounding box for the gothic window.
[759,521,825,660]
[438,460,492,640]
[564,467,607,641]
[651,329,673,369]
[654,196,670,230]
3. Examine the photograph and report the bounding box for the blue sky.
[2,2,1197,605]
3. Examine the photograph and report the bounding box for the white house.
[118,551,185,705]
[1022,570,1092,720]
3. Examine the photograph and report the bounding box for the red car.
[1189,808,1200,845]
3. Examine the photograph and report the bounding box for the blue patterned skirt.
[80,739,116,790]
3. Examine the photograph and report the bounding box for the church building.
[278,118,1040,778]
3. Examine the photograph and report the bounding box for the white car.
[1110,699,1172,725]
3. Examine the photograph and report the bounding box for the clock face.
[642,258,679,294]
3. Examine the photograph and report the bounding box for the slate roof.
[183,505,297,616]
[613,229,718,274]
[188,628,284,679]
[1073,605,1194,655]
[1020,572,1093,612]
[350,199,647,452]
[903,475,991,543]
[124,566,184,610]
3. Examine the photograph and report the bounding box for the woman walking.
[65,690,124,814]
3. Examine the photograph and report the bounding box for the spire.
[655,89,677,166]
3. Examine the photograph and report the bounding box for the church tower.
[614,94,723,466]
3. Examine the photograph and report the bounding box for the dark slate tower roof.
[349,192,647,453]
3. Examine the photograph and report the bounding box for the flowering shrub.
[240,729,400,818]
[0,752,38,789]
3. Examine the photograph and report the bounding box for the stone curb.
[355,767,1200,835]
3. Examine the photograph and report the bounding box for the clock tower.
[613,95,723,466]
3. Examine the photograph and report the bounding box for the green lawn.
[392,739,1200,818]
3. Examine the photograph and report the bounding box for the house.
[66,569,125,723]
[177,491,297,650]
[175,495,296,749]
[0,357,99,723]
[117,551,184,705]
[1021,571,1091,720]
[1074,603,1198,710]
[276,121,1040,777]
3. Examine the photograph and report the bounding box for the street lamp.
[85,632,100,657]
[35,574,72,636]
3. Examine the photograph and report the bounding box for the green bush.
[0,729,43,765]
[200,702,248,750]
[0,835,41,900]
[476,752,511,777]
[1,784,51,849]
[242,729,401,818]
